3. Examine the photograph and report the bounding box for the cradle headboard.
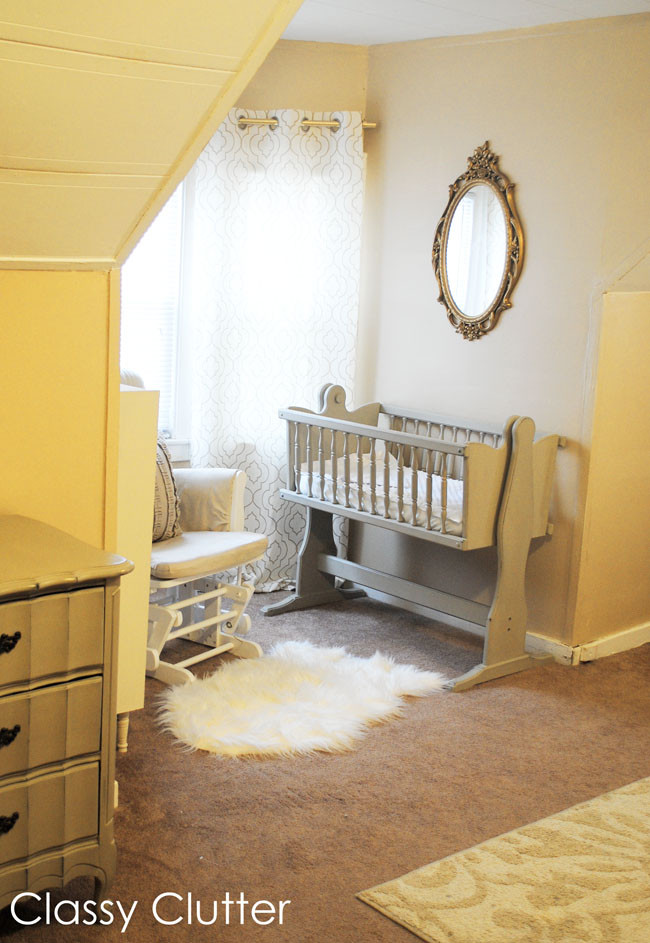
[316,383,381,426]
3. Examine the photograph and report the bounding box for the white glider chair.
[147,455,268,686]
[121,369,267,686]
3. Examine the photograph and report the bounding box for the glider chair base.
[147,527,267,686]
[147,573,263,686]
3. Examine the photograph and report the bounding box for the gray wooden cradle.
[262,384,565,691]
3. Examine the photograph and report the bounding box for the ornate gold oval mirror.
[432,142,524,340]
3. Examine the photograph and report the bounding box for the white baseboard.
[523,633,576,665]
[577,620,650,662]
[497,623,650,666]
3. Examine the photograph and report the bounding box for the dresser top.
[0,515,133,601]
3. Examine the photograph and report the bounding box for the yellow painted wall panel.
[0,174,159,263]
[0,0,306,264]
[116,387,159,715]
[3,0,287,60]
[0,270,112,548]
[0,57,223,169]
[573,292,650,643]
[0,40,232,85]
[0,24,238,71]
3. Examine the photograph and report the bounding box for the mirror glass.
[445,183,507,320]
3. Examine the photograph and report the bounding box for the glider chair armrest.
[174,467,247,533]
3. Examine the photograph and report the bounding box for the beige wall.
[237,39,368,112]
[573,291,650,644]
[359,15,650,643]
[0,269,120,549]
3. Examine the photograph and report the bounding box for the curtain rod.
[237,116,377,132]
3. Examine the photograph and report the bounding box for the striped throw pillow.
[153,438,182,542]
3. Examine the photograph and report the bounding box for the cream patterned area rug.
[158,640,445,757]
[358,777,650,942]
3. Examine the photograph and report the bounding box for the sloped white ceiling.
[0,0,304,268]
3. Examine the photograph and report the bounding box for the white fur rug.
[158,640,446,757]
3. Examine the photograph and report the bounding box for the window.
[119,108,364,587]
[120,184,184,435]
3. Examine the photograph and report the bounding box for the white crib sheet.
[297,454,463,535]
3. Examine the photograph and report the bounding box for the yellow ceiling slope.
[0,0,304,269]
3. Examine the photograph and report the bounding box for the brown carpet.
[2,592,650,942]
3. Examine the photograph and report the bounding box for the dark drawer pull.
[0,812,19,834]
[0,725,21,748]
[0,632,21,655]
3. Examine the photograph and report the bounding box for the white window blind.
[120,183,184,434]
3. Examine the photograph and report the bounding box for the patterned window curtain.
[184,109,365,589]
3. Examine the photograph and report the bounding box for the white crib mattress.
[297,455,463,535]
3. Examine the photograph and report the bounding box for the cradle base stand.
[262,506,365,617]
[445,652,553,692]
[261,585,365,617]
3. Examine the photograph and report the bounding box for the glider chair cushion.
[174,467,247,532]
[150,530,268,581]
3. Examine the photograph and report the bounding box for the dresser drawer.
[0,678,102,780]
[0,588,104,690]
[0,763,99,867]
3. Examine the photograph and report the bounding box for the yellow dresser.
[0,516,132,907]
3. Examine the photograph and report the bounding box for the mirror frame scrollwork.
[432,142,524,341]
